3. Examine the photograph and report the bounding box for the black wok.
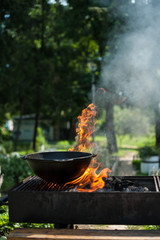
[22,151,96,184]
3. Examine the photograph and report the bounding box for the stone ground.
[77,151,137,230]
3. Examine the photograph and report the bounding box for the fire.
[97,87,107,93]
[67,103,112,192]
[119,96,127,103]
[64,159,112,192]
[69,103,97,152]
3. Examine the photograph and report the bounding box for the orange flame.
[67,103,112,192]
[64,158,112,192]
[97,88,107,93]
[69,103,97,152]
[120,96,127,103]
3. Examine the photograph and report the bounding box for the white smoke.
[101,0,160,108]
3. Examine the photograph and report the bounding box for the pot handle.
[92,154,97,158]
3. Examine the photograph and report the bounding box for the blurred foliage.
[2,141,14,154]
[0,126,12,144]
[0,0,130,151]
[117,134,156,148]
[1,0,159,153]
[0,206,54,237]
[138,146,159,159]
[53,140,74,150]
[0,0,112,133]
[114,106,154,137]
[0,146,6,155]
[36,127,48,151]
[132,159,141,171]
[143,225,160,230]
[0,154,32,192]
[0,206,15,237]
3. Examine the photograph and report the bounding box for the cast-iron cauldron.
[22,151,96,184]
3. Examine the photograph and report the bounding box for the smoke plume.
[101,0,160,108]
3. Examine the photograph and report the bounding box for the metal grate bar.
[153,176,159,192]
[28,177,47,191]
[13,176,158,193]
[13,176,76,192]
[14,176,45,191]
[13,176,36,191]
[156,176,160,191]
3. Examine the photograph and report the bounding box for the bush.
[0,146,6,155]
[114,106,154,137]
[0,154,33,192]
[138,146,158,159]
[0,206,15,236]
[2,141,13,153]
[0,206,54,237]
[132,159,141,171]
[143,225,160,230]
[36,127,48,151]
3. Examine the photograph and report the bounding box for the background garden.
[1,0,160,235]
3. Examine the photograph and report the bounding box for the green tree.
[0,0,122,152]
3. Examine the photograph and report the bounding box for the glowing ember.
[97,87,107,93]
[120,96,127,103]
[67,103,112,192]
[69,103,97,152]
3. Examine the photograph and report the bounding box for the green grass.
[97,134,155,157]
[117,134,155,148]
[53,140,75,150]
[11,133,156,158]
[95,134,155,150]
[127,225,144,230]
[128,225,160,230]
[95,135,106,144]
